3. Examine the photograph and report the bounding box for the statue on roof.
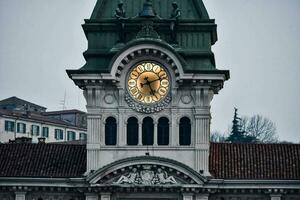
[115,0,126,19]
[115,0,127,43]
[170,2,181,44]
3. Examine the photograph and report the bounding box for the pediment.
[87,156,207,187]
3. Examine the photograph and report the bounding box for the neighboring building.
[0,1,299,200]
[43,109,87,128]
[0,97,87,143]
[0,96,47,113]
[0,109,87,143]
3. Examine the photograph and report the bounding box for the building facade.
[0,97,87,143]
[0,0,299,200]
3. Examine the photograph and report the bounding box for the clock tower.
[67,0,229,185]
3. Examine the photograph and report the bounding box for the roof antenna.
[60,90,67,110]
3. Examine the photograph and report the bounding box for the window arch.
[142,117,154,145]
[179,117,191,145]
[105,117,117,145]
[158,117,169,145]
[127,117,139,145]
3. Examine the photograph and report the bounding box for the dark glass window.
[55,129,64,140]
[67,131,76,141]
[17,123,26,133]
[158,117,169,145]
[105,117,117,145]
[42,127,49,137]
[127,117,138,145]
[31,125,40,136]
[142,117,154,145]
[80,133,87,141]
[179,117,191,145]
[5,121,15,132]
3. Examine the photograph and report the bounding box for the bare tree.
[241,115,279,143]
[210,131,227,142]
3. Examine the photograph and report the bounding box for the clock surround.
[125,61,172,113]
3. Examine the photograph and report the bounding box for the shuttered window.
[4,121,15,132]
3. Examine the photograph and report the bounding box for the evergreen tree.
[226,108,256,143]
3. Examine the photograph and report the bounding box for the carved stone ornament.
[136,21,160,39]
[104,94,115,104]
[181,94,192,104]
[115,165,177,185]
[125,92,171,114]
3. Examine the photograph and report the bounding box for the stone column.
[15,192,26,200]
[138,121,143,145]
[101,193,111,200]
[270,194,281,200]
[154,122,158,146]
[85,193,99,200]
[196,194,209,200]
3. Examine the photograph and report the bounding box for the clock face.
[127,62,170,104]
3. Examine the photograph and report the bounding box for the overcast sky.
[0,0,299,142]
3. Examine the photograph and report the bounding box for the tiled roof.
[0,143,86,178]
[0,143,299,179]
[0,96,46,110]
[209,143,300,180]
[0,109,86,131]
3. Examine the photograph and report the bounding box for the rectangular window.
[79,133,87,141]
[5,121,15,132]
[17,123,26,134]
[31,125,40,136]
[67,131,76,141]
[42,127,49,138]
[55,129,64,140]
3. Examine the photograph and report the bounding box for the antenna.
[59,90,67,110]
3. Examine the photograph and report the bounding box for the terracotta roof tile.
[0,143,299,179]
[0,143,86,178]
[209,143,300,180]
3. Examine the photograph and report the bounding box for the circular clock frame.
[125,61,172,113]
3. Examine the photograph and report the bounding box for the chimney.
[38,137,46,144]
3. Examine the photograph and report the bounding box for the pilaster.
[101,193,111,200]
[270,194,281,200]
[195,194,209,200]
[87,115,102,144]
[15,192,26,200]
[85,193,99,200]
[182,193,193,200]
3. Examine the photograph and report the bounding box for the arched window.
[105,117,117,145]
[158,117,169,145]
[142,117,154,145]
[127,117,138,145]
[179,117,191,145]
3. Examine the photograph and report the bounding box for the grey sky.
[0,0,299,142]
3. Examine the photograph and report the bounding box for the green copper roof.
[67,0,229,79]
[91,0,209,20]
